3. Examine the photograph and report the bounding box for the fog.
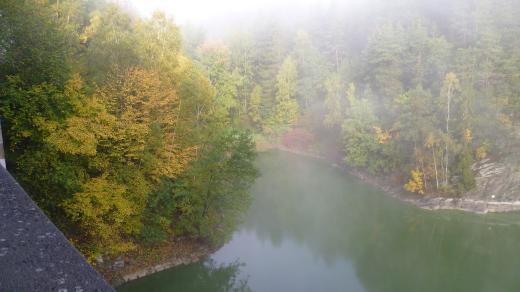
[99,0,520,200]
[126,0,375,35]
[128,0,336,22]
[120,0,520,193]
[122,0,468,39]
[3,0,520,290]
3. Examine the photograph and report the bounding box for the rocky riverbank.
[266,145,520,214]
[98,238,216,287]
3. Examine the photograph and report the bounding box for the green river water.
[118,150,520,292]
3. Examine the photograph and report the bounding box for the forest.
[180,0,519,196]
[1,0,520,263]
[0,0,258,261]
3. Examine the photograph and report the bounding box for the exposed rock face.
[381,158,520,213]
[277,147,520,213]
[113,258,125,269]
[396,157,520,213]
[467,159,520,201]
[404,197,520,214]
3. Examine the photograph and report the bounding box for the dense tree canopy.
[192,0,520,196]
[2,0,520,263]
[0,0,257,260]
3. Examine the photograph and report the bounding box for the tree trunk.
[199,175,214,235]
[335,47,339,73]
[432,147,439,190]
[56,0,60,19]
[420,158,427,192]
[445,83,452,186]
[169,99,182,162]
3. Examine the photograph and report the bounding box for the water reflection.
[244,151,520,292]
[118,259,251,292]
[120,151,520,292]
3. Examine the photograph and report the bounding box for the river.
[118,150,520,292]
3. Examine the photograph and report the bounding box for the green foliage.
[172,129,258,244]
[264,56,300,136]
[455,150,476,193]
[3,0,520,261]
[1,76,74,149]
[140,180,177,244]
[198,41,240,123]
[0,0,73,85]
[0,0,258,259]
[0,75,84,218]
[15,147,85,218]
[323,74,345,128]
[363,23,404,103]
[135,12,181,76]
[342,85,398,173]
[248,85,263,128]
[294,30,327,108]
[80,4,139,84]
[253,23,287,103]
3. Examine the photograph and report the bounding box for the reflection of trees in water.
[245,151,520,292]
[119,259,251,292]
[194,259,251,292]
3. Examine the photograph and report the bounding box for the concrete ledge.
[0,167,114,291]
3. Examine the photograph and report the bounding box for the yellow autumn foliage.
[46,69,199,257]
[47,116,98,156]
[404,169,425,195]
[39,76,113,157]
[475,144,489,160]
[63,177,137,259]
[464,128,472,144]
[498,113,513,128]
[373,126,391,144]
[94,68,195,180]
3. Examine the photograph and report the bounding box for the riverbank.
[264,145,520,214]
[98,238,216,287]
[101,145,520,287]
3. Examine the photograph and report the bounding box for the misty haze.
[1,0,520,291]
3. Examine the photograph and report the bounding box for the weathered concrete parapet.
[0,167,114,291]
[0,119,5,168]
